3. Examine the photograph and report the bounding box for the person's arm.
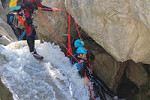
[42,6,53,11]
[37,2,53,11]
[37,2,59,11]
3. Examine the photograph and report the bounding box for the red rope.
[38,11,80,64]
[66,13,72,57]
[38,11,96,100]
[74,19,81,39]
[73,19,93,72]
[85,72,96,100]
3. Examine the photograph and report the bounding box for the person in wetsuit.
[70,46,118,100]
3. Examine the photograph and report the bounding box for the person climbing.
[17,0,58,60]
[70,46,118,100]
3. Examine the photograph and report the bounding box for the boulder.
[0,1,17,43]
[93,52,126,90]
[0,0,6,21]
[129,0,150,30]
[65,0,150,64]
[126,61,148,88]
[0,19,17,45]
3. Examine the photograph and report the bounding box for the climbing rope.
[38,9,95,100]
[66,13,72,57]
[73,19,81,39]
[73,19,96,72]
[85,72,96,100]
[38,11,80,64]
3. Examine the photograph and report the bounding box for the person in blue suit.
[70,46,118,100]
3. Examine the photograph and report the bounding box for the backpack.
[9,0,39,12]
[7,12,18,26]
[9,0,24,11]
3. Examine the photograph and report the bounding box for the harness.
[17,0,40,26]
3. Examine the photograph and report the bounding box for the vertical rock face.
[37,0,69,47]
[129,0,150,30]
[0,19,15,45]
[65,0,150,64]
[0,1,17,44]
[0,0,7,21]
[126,61,148,88]
[94,53,126,89]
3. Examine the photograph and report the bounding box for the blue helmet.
[76,47,87,54]
[74,39,85,48]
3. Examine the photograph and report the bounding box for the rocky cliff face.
[36,0,69,48]
[65,0,150,64]
[0,0,17,45]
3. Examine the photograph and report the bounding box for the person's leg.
[91,78,107,100]
[24,16,35,52]
[24,15,43,60]
[7,13,20,39]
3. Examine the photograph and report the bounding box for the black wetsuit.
[70,55,116,100]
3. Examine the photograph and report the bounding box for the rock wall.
[126,61,148,88]
[65,0,150,64]
[37,0,69,49]
[0,0,17,45]
[94,53,127,90]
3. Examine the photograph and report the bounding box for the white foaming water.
[0,42,90,100]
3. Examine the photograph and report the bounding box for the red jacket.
[23,0,43,17]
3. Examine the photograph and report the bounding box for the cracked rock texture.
[65,0,150,64]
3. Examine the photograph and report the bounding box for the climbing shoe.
[31,50,43,60]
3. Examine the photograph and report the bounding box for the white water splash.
[0,42,90,100]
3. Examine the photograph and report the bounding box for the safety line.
[66,13,73,56]
[74,19,81,39]
[38,10,96,100]
[38,11,80,64]
[85,72,96,100]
